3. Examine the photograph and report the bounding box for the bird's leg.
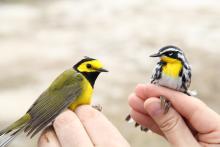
[92,104,102,111]
[160,96,171,114]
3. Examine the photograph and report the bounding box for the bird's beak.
[97,68,109,72]
[149,52,161,57]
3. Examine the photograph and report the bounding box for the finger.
[144,97,200,147]
[130,109,164,136]
[199,142,219,147]
[75,105,130,147]
[53,110,93,147]
[138,84,220,133]
[135,84,151,99]
[128,92,162,135]
[38,126,61,147]
[198,131,220,144]
[128,93,147,114]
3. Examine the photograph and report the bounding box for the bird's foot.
[92,104,102,111]
[160,96,171,114]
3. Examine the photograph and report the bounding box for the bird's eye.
[168,52,173,56]
[86,64,92,68]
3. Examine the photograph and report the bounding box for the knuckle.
[159,115,180,133]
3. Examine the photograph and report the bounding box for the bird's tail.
[0,114,31,147]
[125,114,134,123]
[187,90,197,96]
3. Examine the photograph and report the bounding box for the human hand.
[38,105,130,147]
[128,83,220,147]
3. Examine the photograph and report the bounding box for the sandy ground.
[0,0,220,146]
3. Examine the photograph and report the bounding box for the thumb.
[144,97,200,147]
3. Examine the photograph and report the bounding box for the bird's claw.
[92,104,102,111]
[160,96,171,114]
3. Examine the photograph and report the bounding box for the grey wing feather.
[151,61,163,84]
[24,72,83,137]
[0,126,24,147]
[181,65,192,93]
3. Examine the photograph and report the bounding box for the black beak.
[97,68,109,72]
[149,52,161,57]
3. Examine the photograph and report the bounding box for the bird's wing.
[181,66,192,92]
[150,61,164,84]
[24,70,83,138]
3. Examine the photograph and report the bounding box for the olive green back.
[24,69,83,137]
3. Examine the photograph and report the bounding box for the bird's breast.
[158,73,182,90]
[162,62,182,78]
[158,62,183,90]
[68,77,93,110]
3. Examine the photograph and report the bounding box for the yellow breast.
[162,61,183,78]
[68,77,93,111]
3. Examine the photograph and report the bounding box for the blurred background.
[0,0,219,146]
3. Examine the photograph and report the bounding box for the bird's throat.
[162,62,183,78]
[81,72,100,88]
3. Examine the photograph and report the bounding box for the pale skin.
[38,106,130,147]
[129,84,220,147]
[38,84,220,147]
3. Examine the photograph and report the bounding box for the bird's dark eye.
[168,52,173,56]
[86,64,92,68]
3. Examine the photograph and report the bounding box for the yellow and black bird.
[126,45,192,131]
[0,56,108,147]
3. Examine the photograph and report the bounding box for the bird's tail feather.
[125,114,134,123]
[187,90,197,96]
[0,127,24,147]
[0,114,31,147]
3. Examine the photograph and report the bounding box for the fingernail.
[147,102,163,116]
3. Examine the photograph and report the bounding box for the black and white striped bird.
[126,45,193,131]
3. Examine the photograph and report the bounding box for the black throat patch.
[81,72,100,88]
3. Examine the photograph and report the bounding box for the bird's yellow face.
[160,56,181,64]
[76,58,108,73]
[73,57,108,87]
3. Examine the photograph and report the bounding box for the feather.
[24,71,83,137]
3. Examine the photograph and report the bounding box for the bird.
[0,56,108,147]
[126,45,192,131]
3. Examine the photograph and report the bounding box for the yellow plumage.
[0,57,107,147]
[161,56,183,77]
[68,59,104,110]
[68,77,93,110]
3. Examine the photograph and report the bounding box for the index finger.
[75,105,130,147]
[53,110,93,147]
[135,84,220,133]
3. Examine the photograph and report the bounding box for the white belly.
[158,73,182,91]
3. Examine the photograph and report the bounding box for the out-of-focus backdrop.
[0,0,219,146]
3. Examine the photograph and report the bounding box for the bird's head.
[73,56,108,73]
[150,45,186,64]
[73,56,108,87]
